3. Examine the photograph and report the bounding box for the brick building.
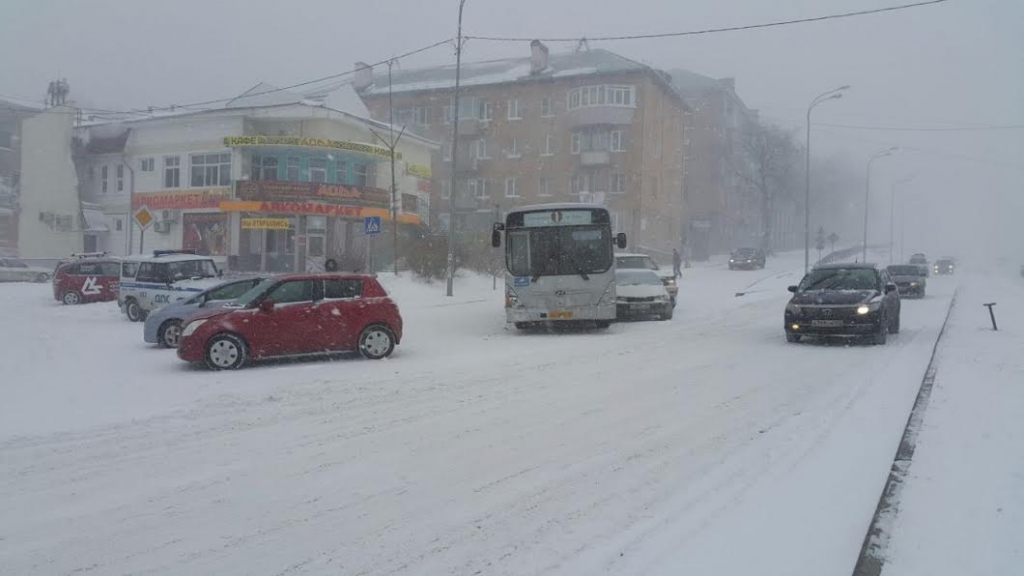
[357,43,690,259]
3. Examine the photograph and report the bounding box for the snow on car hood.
[617,283,669,299]
[790,290,879,306]
[171,278,226,291]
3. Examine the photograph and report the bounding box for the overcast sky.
[2,0,1021,264]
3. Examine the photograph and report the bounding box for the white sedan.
[0,258,51,283]
[615,269,674,321]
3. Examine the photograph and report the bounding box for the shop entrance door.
[265,221,296,272]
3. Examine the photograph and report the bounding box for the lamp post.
[804,85,849,273]
[863,146,899,262]
[889,173,915,264]
[445,0,468,297]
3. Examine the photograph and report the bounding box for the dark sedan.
[728,248,766,270]
[785,263,901,345]
[886,264,927,298]
[934,258,955,275]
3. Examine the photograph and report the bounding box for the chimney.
[530,40,549,75]
[353,62,373,91]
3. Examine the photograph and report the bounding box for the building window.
[475,139,490,160]
[507,99,522,120]
[479,101,493,121]
[609,210,622,232]
[258,156,278,181]
[442,142,452,162]
[116,164,124,192]
[309,157,327,183]
[538,176,553,197]
[101,166,108,193]
[190,153,231,187]
[0,131,12,150]
[441,181,451,199]
[542,135,555,156]
[163,156,180,188]
[571,133,581,154]
[354,163,375,187]
[505,177,519,198]
[567,85,635,110]
[115,218,123,231]
[396,106,431,126]
[611,172,627,194]
[541,97,554,117]
[611,130,626,152]
[468,178,488,199]
[87,166,95,182]
[140,158,155,172]
[287,156,300,181]
[506,138,520,159]
[446,97,483,123]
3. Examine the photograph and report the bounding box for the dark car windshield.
[616,256,659,270]
[888,265,925,277]
[508,226,613,279]
[799,268,880,291]
[733,248,760,256]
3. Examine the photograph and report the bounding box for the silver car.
[0,258,51,283]
[143,277,265,347]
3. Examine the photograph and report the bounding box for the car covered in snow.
[118,251,222,322]
[0,258,52,283]
[933,258,955,275]
[615,252,677,306]
[909,253,929,276]
[886,264,927,299]
[785,263,901,345]
[177,273,403,370]
[143,276,266,348]
[615,269,673,321]
[728,247,766,270]
[52,253,121,305]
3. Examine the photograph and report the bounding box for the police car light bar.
[152,250,197,257]
[70,251,108,259]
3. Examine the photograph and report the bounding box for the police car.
[118,251,223,321]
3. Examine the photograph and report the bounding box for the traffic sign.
[133,205,154,230]
[364,216,382,236]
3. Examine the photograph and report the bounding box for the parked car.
[119,251,223,322]
[177,273,403,370]
[615,252,678,307]
[909,253,929,276]
[0,258,51,283]
[934,258,955,275]
[728,247,766,270]
[886,264,927,299]
[144,276,266,348]
[784,263,901,345]
[615,269,673,321]
[52,254,121,305]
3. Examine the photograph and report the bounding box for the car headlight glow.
[665,278,676,286]
[181,318,207,337]
[856,305,870,315]
[786,303,802,314]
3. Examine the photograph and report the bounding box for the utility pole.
[804,85,849,273]
[864,147,899,262]
[367,61,407,277]
[446,0,467,297]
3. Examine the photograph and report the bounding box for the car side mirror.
[491,230,501,248]
[885,283,898,294]
[788,285,799,293]
[616,233,628,249]
[259,299,275,313]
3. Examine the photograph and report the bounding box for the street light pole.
[445,0,467,297]
[863,146,899,262]
[889,174,915,264]
[804,85,849,274]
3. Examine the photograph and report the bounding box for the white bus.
[492,203,627,329]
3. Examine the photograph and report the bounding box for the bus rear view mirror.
[616,233,627,249]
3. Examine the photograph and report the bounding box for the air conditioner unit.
[153,221,172,234]
[161,209,178,222]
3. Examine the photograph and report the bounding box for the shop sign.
[132,188,232,210]
[219,200,422,225]
[237,180,389,206]
[241,218,291,230]
[406,163,432,179]
[417,180,432,192]
[223,135,400,160]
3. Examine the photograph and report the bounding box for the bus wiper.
[564,254,590,281]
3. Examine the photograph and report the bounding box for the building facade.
[18,95,435,271]
[358,44,689,259]
[0,99,39,256]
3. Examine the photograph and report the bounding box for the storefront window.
[287,156,300,181]
[354,162,375,187]
[310,157,327,183]
[336,160,349,184]
[182,213,228,256]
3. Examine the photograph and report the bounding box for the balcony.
[453,155,480,175]
[565,106,634,129]
[579,151,610,166]
[456,118,484,137]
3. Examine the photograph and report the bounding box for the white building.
[18,86,436,272]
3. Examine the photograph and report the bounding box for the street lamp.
[863,146,900,262]
[445,0,468,297]
[889,173,915,264]
[804,85,849,273]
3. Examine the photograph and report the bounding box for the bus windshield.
[508,226,612,279]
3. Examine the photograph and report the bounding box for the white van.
[118,251,223,321]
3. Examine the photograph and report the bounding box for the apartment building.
[0,98,38,255]
[357,42,689,258]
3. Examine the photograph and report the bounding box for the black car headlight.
[785,302,802,314]
[856,302,882,315]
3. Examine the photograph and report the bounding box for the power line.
[466,0,950,42]
[816,122,1024,132]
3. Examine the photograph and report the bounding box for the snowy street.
[0,253,970,575]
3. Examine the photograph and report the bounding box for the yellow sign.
[406,163,432,179]
[223,136,400,160]
[241,218,292,230]
[133,206,154,229]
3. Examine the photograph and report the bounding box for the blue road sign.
[363,216,382,236]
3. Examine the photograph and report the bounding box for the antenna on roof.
[574,37,590,53]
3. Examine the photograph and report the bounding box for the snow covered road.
[0,254,961,575]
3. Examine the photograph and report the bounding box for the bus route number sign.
[523,210,594,227]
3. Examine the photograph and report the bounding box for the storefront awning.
[219,200,421,225]
[83,208,109,233]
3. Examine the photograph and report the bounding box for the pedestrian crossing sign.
[364,216,382,236]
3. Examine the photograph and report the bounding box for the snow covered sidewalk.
[882,273,1024,576]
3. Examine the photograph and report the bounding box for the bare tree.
[730,122,800,255]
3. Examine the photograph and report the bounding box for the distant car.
[909,253,929,277]
[785,263,901,345]
[119,251,223,322]
[934,258,955,275]
[0,258,51,283]
[615,269,673,321]
[144,276,266,348]
[177,273,403,370]
[728,247,766,270]
[615,253,678,307]
[52,254,121,305]
[886,264,927,298]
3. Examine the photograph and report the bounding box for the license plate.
[811,320,843,327]
[629,304,650,310]
[548,311,573,319]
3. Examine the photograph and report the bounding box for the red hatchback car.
[53,255,121,305]
[177,273,403,370]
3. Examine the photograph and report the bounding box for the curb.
[851,288,959,576]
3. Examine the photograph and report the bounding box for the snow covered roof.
[360,49,653,96]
